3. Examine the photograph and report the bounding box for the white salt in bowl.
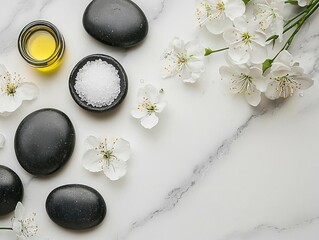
[69,54,128,112]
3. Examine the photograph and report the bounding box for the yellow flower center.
[95,138,118,168]
[216,2,225,12]
[242,32,252,44]
[231,73,254,95]
[6,83,17,95]
[1,71,21,96]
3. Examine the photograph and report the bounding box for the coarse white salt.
[74,59,121,107]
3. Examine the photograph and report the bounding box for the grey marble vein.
[219,215,319,240]
[254,216,319,233]
[296,33,319,76]
[121,109,267,239]
[151,0,165,21]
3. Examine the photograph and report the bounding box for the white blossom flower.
[265,50,313,99]
[253,0,285,41]
[220,63,267,106]
[0,64,38,116]
[82,136,131,181]
[162,37,205,83]
[196,0,245,34]
[131,84,166,129]
[11,202,38,240]
[297,0,311,6]
[0,133,5,148]
[223,17,268,64]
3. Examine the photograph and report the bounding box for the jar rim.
[18,20,65,68]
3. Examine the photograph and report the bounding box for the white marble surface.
[1,0,319,239]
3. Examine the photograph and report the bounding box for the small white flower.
[162,37,205,83]
[82,136,131,181]
[253,0,285,41]
[0,133,5,148]
[297,0,311,6]
[223,17,268,64]
[131,84,166,129]
[196,0,245,34]
[0,64,39,116]
[11,202,39,240]
[265,50,314,99]
[220,64,267,106]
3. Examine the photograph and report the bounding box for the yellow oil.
[26,30,56,61]
[36,56,64,73]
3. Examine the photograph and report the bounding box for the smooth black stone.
[0,165,23,216]
[46,184,107,230]
[14,109,75,176]
[83,0,148,47]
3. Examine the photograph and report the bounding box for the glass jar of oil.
[18,20,65,72]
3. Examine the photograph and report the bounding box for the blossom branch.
[263,0,319,72]
[204,47,229,56]
[0,227,13,230]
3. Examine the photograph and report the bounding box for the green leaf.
[243,0,251,4]
[204,48,214,56]
[262,59,273,73]
[266,35,279,42]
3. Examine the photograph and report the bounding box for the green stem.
[284,0,318,33]
[285,0,298,4]
[273,0,319,61]
[0,227,13,230]
[284,8,307,28]
[205,47,229,56]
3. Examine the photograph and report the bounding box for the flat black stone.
[0,165,23,216]
[46,184,107,230]
[83,0,148,47]
[69,54,128,112]
[14,109,75,176]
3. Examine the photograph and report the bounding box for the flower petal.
[131,108,147,119]
[219,66,234,80]
[141,113,159,129]
[275,50,293,66]
[297,0,310,6]
[112,138,131,162]
[270,62,291,74]
[16,82,39,101]
[161,51,179,78]
[85,136,100,148]
[206,17,233,35]
[294,75,314,90]
[233,16,248,32]
[228,41,250,64]
[144,84,160,103]
[251,32,266,47]
[0,94,23,114]
[225,0,246,20]
[0,64,7,78]
[14,202,25,221]
[171,37,185,52]
[103,159,127,181]
[245,90,261,106]
[186,41,204,56]
[82,149,103,172]
[250,67,267,92]
[223,28,242,44]
[186,59,205,73]
[250,43,268,64]
[265,81,280,100]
